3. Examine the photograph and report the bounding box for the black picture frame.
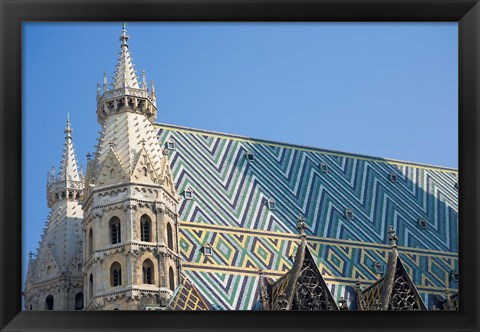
[1,0,478,331]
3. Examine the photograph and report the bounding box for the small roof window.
[246,151,254,162]
[184,187,193,200]
[450,270,459,282]
[344,208,354,220]
[389,173,398,183]
[418,217,428,229]
[373,261,383,275]
[267,198,276,210]
[166,140,176,150]
[320,162,329,174]
[203,244,213,256]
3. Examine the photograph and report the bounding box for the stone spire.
[59,114,81,182]
[46,115,84,208]
[113,22,139,89]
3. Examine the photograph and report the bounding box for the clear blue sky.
[22,22,458,285]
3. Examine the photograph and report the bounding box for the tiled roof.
[156,123,458,310]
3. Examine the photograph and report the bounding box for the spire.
[59,115,81,182]
[113,22,139,89]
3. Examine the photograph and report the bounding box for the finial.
[151,80,156,100]
[28,251,33,259]
[120,22,129,48]
[339,297,348,310]
[354,279,363,294]
[142,70,147,90]
[64,114,73,139]
[140,138,146,146]
[103,71,108,92]
[96,82,101,98]
[86,153,92,161]
[388,225,398,247]
[296,214,307,236]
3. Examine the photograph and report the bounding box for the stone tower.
[24,117,85,310]
[82,24,182,310]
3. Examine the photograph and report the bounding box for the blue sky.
[22,22,458,284]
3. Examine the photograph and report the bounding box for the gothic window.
[142,259,154,284]
[320,162,329,173]
[45,295,54,310]
[75,292,84,310]
[78,263,82,272]
[167,223,174,250]
[110,217,121,244]
[389,267,421,310]
[89,274,93,299]
[291,259,330,310]
[344,208,354,220]
[110,262,122,287]
[389,173,398,183]
[88,229,93,257]
[110,169,115,179]
[29,305,32,310]
[169,267,175,291]
[140,215,151,242]
[143,167,148,177]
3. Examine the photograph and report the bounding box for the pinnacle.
[58,116,81,182]
[112,24,140,89]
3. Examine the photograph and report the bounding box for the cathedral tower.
[82,24,181,310]
[24,117,85,310]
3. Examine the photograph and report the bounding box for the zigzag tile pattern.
[157,124,458,252]
[156,123,458,310]
[179,222,458,291]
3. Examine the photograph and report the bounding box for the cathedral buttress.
[82,24,181,311]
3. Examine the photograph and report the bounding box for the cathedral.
[24,25,459,311]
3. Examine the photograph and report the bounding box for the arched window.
[167,223,173,250]
[110,262,122,287]
[109,217,121,244]
[142,259,154,284]
[45,295,54,310]
[143,167,148,177]
[75,292,84,310]
[89,274,93,299]
[88,228,93,257]
[29,305,32,310]
[140,215,151,242]
[110,168,115,179]
[169,267,175,291]
[77,263,82,272]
